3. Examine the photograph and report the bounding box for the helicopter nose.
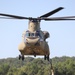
[26,38,40,46]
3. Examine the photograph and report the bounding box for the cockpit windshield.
[25,31,41,38]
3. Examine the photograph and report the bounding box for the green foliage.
[0,64,10,75]
[0,56,75,75]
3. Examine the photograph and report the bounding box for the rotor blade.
[44,18,75,21]
[0,13,29,19]
[40,7,64,17]
[0,17,18,19]
[46,16,75,19]
[40,16,75,21]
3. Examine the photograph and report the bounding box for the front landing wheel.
[47,55,49,61]
[22,55,24,61]
[19,55,21,60]
[44,55,46,60]
[44,55,50,61]
[19,55,25,61]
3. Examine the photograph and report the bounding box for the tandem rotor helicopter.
[0,7,75,61]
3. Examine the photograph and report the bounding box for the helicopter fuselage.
[18,20,50,57]
[0,7,74,61]
[18,30,50,56]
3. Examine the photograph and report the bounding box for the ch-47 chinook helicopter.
[0,7,75,61]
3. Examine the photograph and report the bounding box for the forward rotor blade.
[0,13,29,19]
[44,18,75,21]
[40,16,75,21]
[40,7,64,17]
[0,17,18,19]
[46,16,75,19]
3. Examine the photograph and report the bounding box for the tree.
[0,64,10,75]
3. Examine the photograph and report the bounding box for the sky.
[0,0,75,59]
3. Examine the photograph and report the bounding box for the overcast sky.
[0,0,75,59]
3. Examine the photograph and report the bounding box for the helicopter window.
[25,31,42,38]
[25,32,35,37]
[35,32,39,36]
[25,32,30,37]
[30,33,35,36]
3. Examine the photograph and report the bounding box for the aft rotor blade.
[40,7,64,17]
[0,13,29,19]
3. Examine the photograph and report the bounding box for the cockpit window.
[25,32,38,37]
[30,33,35,36]
[25,31,41,38]
[35,32,39,36]
[25,32,30,37]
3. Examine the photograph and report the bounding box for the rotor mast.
[28,19,40,32]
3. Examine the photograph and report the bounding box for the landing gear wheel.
[19,55,24,61]
[19,55,21,60]
[44,55,46,60]
[34,54,36,57]
[22,55,24,61]
[44,55,49,61]
[47,55,49,61]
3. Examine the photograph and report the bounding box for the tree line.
[0,56,75,75]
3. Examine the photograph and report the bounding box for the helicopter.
[0,7,75,61]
